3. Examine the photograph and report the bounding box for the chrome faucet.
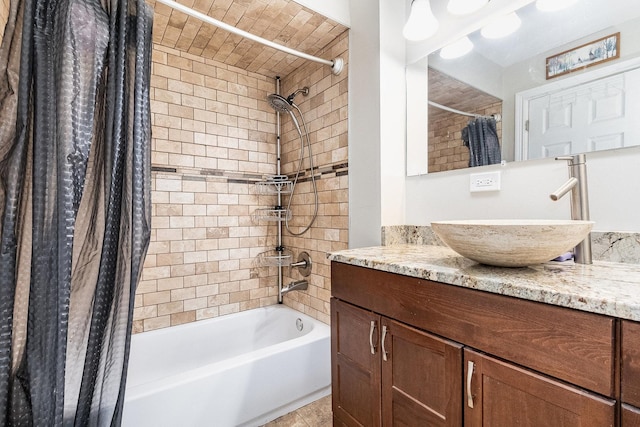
[550,154,592,264]
[281,280,308,296]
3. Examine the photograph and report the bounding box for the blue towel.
[462,117,501,167]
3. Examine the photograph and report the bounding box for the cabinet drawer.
[332,262,615,396]
[623,320,640,407]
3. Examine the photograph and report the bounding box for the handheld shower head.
[266,93,302,135]
[267,93,293,113]
[267,86,310,112]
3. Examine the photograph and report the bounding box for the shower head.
[286,87,309,103]
[266,86,310,113]
[266,93,303,136]
[267,93,293,113]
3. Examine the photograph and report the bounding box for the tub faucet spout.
[550,154,592,264]
[281,280,308,296]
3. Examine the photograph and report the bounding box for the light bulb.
[447,0,489,15]
[440,36,474,59]
[536,0,579,12]
[481,12,521,39]
[403,0,439,41]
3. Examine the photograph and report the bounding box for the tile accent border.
[152,163,348,186]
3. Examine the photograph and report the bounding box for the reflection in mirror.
[428,68,502,173]
[421,0,640,174]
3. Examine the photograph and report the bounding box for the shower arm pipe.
[428,101,502,122]
[155,0,344,75]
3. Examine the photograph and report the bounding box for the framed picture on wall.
[546,32,620,79]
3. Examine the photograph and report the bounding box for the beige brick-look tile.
[138,28,348,330]
[144,316,171,332]
[133,305,157,321]
[144,291,171,306]
[196,306,219,320]
[158,301,183,316]
[157,277,184,292]
[171,311,196,326]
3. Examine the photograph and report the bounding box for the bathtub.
[122,305,331,427]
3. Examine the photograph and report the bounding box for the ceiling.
[467,0,640,68]
[428,68,501,122]
[147,0,348,78]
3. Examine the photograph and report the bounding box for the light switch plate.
[470,171,501,192]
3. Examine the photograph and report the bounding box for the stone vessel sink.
[431,219,594,267]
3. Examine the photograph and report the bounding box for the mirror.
[415,0,640,174]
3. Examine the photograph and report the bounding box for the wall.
[134,45,282,332]
[293,0,351,26]
[278,32,349,324]
[405,145,640,233]
[134,29,349,331]
[347,0,382,248]
[379,0,408,228]
[347,0,408,248]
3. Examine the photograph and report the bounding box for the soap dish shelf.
[255,175,293,195]
[254,249,293,267]
[252,208,292,223]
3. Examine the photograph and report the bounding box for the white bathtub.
[122,305,331,427]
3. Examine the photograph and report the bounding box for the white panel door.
[527,68,640,159]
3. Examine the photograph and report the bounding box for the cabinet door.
[623,320,640,408]
[381,318,463,426]
[622,404,640,427]
[331,298,382,426]
[464,349,615,426]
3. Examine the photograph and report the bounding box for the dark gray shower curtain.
[0,0,152,424]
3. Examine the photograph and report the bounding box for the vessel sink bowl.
[431,219,594,267]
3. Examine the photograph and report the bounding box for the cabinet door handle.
[381,325,389,361]
[369,320,377,355]
[466,360,475,409]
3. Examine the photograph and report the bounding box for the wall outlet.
[470,171,501,192]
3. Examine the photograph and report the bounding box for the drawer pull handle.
[369,320,377,355]
[467,360,475,409]
[381,325,389,361]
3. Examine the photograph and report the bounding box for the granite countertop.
[328,244,640,322]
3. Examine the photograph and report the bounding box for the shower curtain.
[462,117,501,167]
[0,0,152,424]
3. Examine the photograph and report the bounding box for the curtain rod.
[428,101,501,122]
[154,0,344,75]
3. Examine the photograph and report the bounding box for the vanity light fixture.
[440,36,474,59]
[447,0,489,16]
[480,11,521,39]
[536,0,578,12]
[403,0,439,41]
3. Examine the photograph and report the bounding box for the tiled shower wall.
[134,32,349,331]
[134,45,280,332]
[279,32,349,324]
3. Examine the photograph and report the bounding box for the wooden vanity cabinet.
[622,320,640,426]
[331,261,617,426]
[332,298,463,426]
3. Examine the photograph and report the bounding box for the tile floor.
[261,395,332,427]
